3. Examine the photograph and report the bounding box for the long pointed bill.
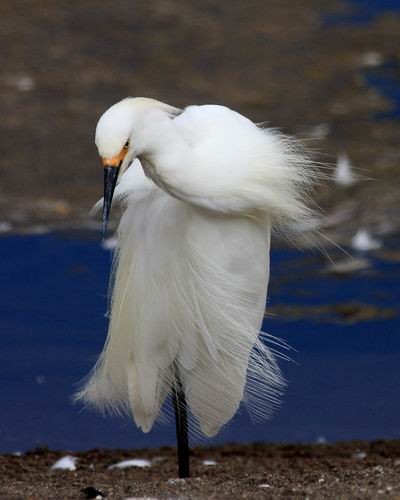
[102,166,120,239]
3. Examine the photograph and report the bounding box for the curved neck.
[137,112,195,201]
[138,111,189,159]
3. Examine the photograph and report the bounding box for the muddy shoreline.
[1,441,399,499]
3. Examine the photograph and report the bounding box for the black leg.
[172,367,190,478]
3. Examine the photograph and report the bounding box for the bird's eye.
[124,140,130,150]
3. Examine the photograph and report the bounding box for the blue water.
[326,0,400,26]
[324,0,400,121]
[365,62,400,120]
[0,233,399,453]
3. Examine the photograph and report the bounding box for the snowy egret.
[76,97,315,477]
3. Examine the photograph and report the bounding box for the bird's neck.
[138,111,189,160]
[137,112,194,199]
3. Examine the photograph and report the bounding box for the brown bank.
[1,0,400,241]
[1,441,399,499]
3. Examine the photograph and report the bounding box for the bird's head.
[95,97,180,238]
[95,99,137,238]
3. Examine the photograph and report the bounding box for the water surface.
[0,233,398,453]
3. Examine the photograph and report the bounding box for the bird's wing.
[170,104,316,229]
[175,210,284,437]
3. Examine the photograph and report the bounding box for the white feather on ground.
[108,458,151,469]
[76,99,317,438]
[50,456,77,471]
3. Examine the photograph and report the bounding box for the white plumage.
[76,98,315,437]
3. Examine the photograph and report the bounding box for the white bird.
[76,97,315,475]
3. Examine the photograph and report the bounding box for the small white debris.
[35,375,45,384]
[334,152,356,187]
[259,483,271,488]
[101,237,119,251]
[306,123,330,139]
[167,478,186,484]
[4,74,35,92]
[360,51,383,67]
[16,75,35,91]
[18,76,35,91]
[50,455,77,471]
[318,477,325,483]
[353,451,367,460]
[108,458,151,469]
[202,459,217,466]
[351,229,382,251]
[316,436,327,444]
[0,222,12,233]
[12,451,22,456]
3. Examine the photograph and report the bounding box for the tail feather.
[127,359,173,432]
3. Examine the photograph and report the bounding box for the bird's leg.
[172,365,190,478]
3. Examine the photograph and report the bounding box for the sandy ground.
[1,441,400,499]
[0,0,399,241]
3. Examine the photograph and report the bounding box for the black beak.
[102,165,120,239]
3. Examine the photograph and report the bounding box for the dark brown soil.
[0,1,400,241]
[1,441,400,499]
